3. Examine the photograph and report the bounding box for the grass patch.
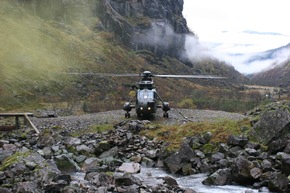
[0,151,31,171]
[141,118,251,150]
[71,123,113,137]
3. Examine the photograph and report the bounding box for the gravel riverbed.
[30,108,246,130]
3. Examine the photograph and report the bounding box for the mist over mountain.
[0,0,256,113]
[246,42,290,64]
[248,43,290,87]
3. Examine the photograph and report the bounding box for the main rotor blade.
[154,74,227,79]
[63,72,140,77]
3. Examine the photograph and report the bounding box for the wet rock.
[99,146,119,159]
[55,154,80,174]
[76,144,93,154]
[232,156,255,184]
[145,149,158,159]
[251,107,290,145]
[202,168,233,185]
[36,160,61,183]
[118,162,140,174]
[44,181,68,193]
[276,152,290,175]
[14,181,38,193]
[283,142,290,153]
[268,173,289,192]
[0,187,12,193]
[218,143,230,153]
[199,132,212,144]
[250,167,262,179]
[245,148,259,157]
[163,176,178,187]
[130,154,142,163]
[0,150,13,162]
[184,189,197,193]
[61,186,82,193]
[141,157,155,167]
[37,130,59,148]
[268,133,290,153]
[228,146,243,158]
[261,159,272,171]
[82,157,101,172]
[64,137,82,146]
[164,142,195,174]
[75,155,87,163]
[227,135,249,148]
[211,152,225,163]
[85,172,113,187]
[42,147,53,159]
[114,173,141,186]
[95,141,111,156]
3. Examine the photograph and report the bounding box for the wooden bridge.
[0,113,39,134]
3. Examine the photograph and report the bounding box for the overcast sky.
[183,0,290,74]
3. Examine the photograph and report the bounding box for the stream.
[134,167,264,193]
[72,166,271,193]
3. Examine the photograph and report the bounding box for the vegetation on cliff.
[0,0,271,114]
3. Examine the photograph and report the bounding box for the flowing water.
[72,167,270,193]
[134,167,267,193]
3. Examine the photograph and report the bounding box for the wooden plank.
[0,126,17,131]
[0,113,33,117]
[24,114,39,134]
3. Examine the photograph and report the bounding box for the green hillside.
[0,0,265,114]
[0,0,144,111]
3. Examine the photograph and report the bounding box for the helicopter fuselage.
[135,88,157,117]
[123,76,170,118]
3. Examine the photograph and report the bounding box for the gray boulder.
[232,156,255,184]
[251,107,290,146]
[268,173,289,192]
[164,142,195,174]
[202,168,233,185]
[118,162,140,174]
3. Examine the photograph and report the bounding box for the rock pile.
[2,101,290,192]
[160,102,290,192]
[0,120,193,193]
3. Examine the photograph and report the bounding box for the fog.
[0,0,97,83]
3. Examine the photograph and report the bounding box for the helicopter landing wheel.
[163,112,169,118]
[125,112,130,118]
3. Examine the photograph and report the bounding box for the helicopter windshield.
[138,90,154,100]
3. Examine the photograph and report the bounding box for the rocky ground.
[30,108,246,129]
[1,104,290,193]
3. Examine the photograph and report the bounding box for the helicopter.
[66,71,226,118]
[122,71,226,118]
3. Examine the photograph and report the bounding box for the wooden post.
[0,113,39,134]
[15,116,20,129]
[24,114,40,134]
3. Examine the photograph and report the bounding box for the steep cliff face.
[97,0,190,59]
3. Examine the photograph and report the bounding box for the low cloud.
[184,30,290,74]
[184,34,215,61]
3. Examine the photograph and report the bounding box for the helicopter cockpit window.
[138,90,154,100]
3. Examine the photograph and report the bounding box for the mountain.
[0,0,250,113]
[246,43,290,64]
[97,0,189,60]
[248,43,290,87]
[250,60,290,87]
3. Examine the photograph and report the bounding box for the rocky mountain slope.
[249,43,290,87]
[0,0,250,113]
[97,0,189,60]
[250,60,290,87]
